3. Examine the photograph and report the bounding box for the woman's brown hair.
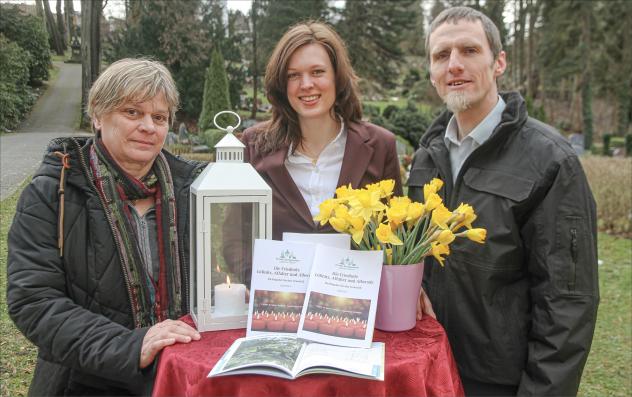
[254,21,362,155]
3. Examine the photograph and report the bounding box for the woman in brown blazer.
[241,21,403,240]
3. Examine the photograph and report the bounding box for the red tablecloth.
[153,315,464,397]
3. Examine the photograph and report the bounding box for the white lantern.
[190,111,272,331]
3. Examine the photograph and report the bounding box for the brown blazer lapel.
[337,123,374,189]
[260,146,315,229]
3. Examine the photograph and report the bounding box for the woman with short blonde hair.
[7,58,204,396]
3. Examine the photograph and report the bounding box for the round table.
[153,315,464,397]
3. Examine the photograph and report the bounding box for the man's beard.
[444,91,470,113]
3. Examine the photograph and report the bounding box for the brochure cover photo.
[247,240,315,336]
[298,246,383,348]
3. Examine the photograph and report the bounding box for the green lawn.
[578,233,632,397]
[0,184,630,395]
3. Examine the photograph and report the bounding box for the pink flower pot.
[375,261,424,332]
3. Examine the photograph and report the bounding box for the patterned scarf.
[90,139,182,328]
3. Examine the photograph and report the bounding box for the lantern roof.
[215,132,245,149]
[191,162,271,196]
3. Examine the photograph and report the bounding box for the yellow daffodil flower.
[348,216,366,245]
[335,184,355,199]
[423,178,444,201]
[451,203,477,231]
[390,196,412,207]
[348,189,386,221]
[386,204,408,228]
[424,192,443,211]
[378,179,395,198]
[406,202,425,225]
[436,229,456,245]
[319,179,485,265]
[376,223,403,245]
[430,203,452,229]
[313,198,338,225]
[430,241,450,266]
[329,216,350,233]
[458,228,487,243]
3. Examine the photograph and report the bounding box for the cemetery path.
[1,61,91,200]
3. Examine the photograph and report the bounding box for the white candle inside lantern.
[214,275,246,316]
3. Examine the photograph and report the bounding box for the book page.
[283,233,350,249]
[208,336,305,378]
[297,246,383,348]
[295,342,385,381]
[247,240,316,337]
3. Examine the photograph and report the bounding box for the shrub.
[198,49,232,131]
[625,134,632,157]
[382,104,400,120]
[0,5,51,82]
[581,155,632,236]
[369,114,396,134]
[0,34,35,131]
[362,103,381,119]
[200,128,227,150]
[602,134,612,156]
[389,103,433,150]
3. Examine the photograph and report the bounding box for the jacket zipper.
[72,138,140,328]
[569,228,578,291]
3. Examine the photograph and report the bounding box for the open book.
[208,336,385,381]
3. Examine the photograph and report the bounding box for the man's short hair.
[87,58,179,127]
[426,6,503,61]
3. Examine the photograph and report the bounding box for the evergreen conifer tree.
[199,49,232,132]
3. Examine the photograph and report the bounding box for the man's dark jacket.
[7,137,204,395]
[408,92,599,396]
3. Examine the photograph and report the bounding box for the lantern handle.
[213,111,241,134]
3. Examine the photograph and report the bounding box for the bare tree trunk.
[617,3,632,135]
[580,1,593,149]
[81,0,102,129]
[43,0,65,55]
[526,0,540,99]
[517,0,527,90]
[64,0,74,43]
[250,0,259,119]
[35,0,48,37]
[56,0,67,49]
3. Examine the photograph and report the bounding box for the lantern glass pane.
[209,202,259,317]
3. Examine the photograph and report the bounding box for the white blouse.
[285,121,347,219]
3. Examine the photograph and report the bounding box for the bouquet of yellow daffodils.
[314,178,487,265]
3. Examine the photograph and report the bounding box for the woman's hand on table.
[417,287,436,320]
[140,319,201,369]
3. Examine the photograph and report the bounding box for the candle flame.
[226,275,231,286]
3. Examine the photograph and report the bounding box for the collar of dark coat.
[252,120,374,229]
[419,91,528,150]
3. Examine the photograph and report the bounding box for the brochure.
[298,246,383,348]
[247,239,316,337]
[282,232,350,249]
[208,336,385,381]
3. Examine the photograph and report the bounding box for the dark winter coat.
[408,92,599,396]
[6,137,204,396]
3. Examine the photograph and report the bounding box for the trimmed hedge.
[0,34,35,131]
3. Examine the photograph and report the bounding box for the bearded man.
[409,6,599,397]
